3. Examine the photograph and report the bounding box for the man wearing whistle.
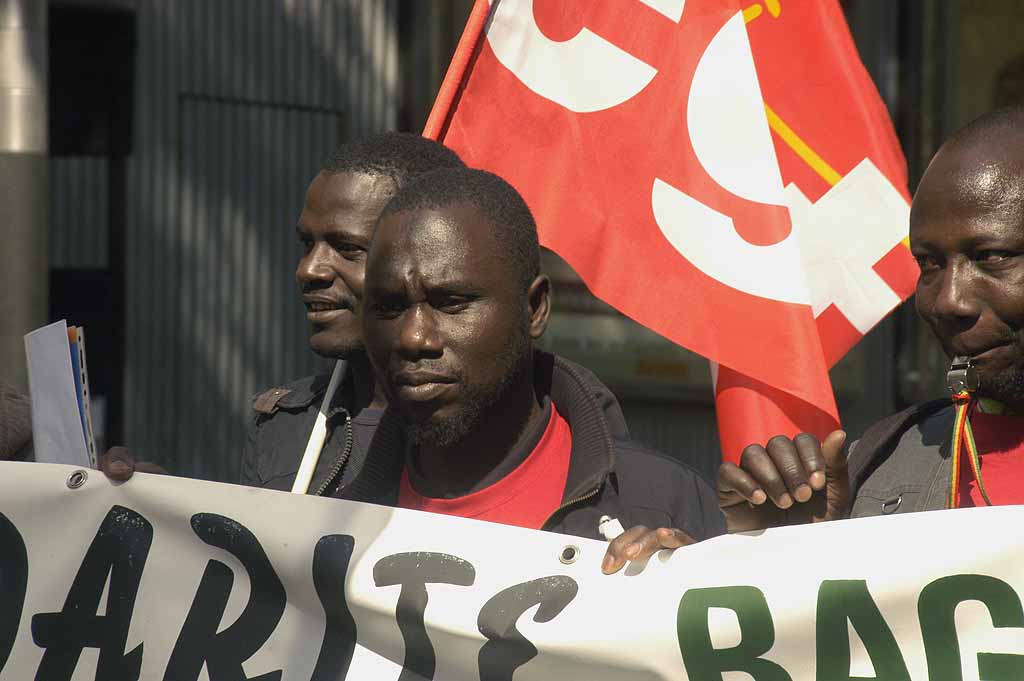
[718,106,1024,528]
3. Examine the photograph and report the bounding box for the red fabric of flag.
[425,0,917,461]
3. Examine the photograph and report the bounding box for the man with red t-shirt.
[356,167,724,573]
[717,106,1024,528]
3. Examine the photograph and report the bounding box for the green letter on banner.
[919,574,1024,681]
[677,586,792,681]
[816,580,910,680]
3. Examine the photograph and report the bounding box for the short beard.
[982,367,1024,410]
[408,321,531,449]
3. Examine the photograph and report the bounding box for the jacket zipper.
[313,414,354,496]
[541,484,601,530]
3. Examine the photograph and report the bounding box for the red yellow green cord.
[948,391,992,509]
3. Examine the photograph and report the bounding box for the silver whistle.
[946,355,979,394]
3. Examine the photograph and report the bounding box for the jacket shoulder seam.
[250,373,331,413]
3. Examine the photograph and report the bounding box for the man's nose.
[397,305,443,359]
[296,243,334,287]
[932,260,980,322]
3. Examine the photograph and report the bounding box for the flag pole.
[422,0,491,140]
[291,359,346,494]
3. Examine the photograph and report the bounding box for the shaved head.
[913,106,1024,228]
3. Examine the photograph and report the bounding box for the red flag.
[425,0,917,461]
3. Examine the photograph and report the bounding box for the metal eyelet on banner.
[66,469,88,489]
[559,545,580,565]
[881,494,902,515]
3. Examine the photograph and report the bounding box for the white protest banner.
[2,460,1024,681]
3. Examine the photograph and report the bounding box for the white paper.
[23,320,92,468]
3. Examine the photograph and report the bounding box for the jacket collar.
[340,407,407,504]
[342,351,618,505]
[276,362,352,421]
[536,352,617,503]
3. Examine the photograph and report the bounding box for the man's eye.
[297,236,313,253]
[372,300,405,316]
[914,255,939,272]
[438,297,471,313]
[330,241,365,257]
[976,250,1015,264]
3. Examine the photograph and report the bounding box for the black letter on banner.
[477,575,578,681]
[0,512,28,673]
[919,574,1024,680]
[373,552,475,681]
[310,534,357,681]
[677,586,792,681]
[162,513,286,681]
[31,505,153,681]
[816,579,910,680]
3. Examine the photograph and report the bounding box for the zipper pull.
[598,515,625,541]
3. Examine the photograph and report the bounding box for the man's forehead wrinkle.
[312,172,394,214]
[389,231,478,285]
[396,207,505,263]
[911,205,1024,249]
[941,130,1024,192]
[371,205,519,304]
[913,143,1024,235]
[301,177,391,244]
[301,209,377,243]
[392,264,470,300]
[957,160,1024,209]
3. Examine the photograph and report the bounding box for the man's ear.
[527,274,551,339]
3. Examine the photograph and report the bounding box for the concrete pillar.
[0,0,47,392]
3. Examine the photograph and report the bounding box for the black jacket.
[0,383,33,462]
[242,352,724,542]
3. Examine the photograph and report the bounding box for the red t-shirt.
[398,405,573,529]
[958,412,1024,507]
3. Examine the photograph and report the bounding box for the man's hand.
[717,430,850,533]
[98,446,169,481]
[601,525,697,574]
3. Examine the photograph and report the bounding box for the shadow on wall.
[66,0,400,481]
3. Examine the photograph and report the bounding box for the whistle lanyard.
[947,391,993,509]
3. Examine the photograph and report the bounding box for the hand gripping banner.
[3,463,1024,680]
[423,0,918,460]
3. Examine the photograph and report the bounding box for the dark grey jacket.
[847,399,954,518]
[242,352,725,542]
[0,383,33,462]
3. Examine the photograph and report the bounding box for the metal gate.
[152,97,340,480]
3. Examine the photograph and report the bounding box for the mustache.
[390,363,462,382]
[300,288,357,310]
[945,337,1016,359]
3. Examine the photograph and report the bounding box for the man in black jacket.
[103,132,467,485]
[359,167,724,572]
[236,133,466,495]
